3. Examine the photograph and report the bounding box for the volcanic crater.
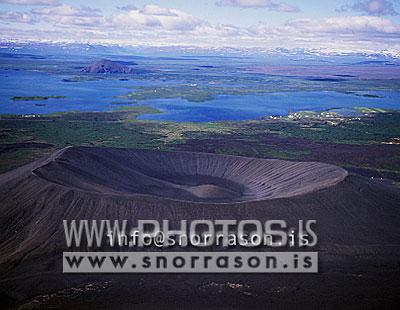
[1,146,400,308]
[31,146,348,203]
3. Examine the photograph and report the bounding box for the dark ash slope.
[30,146,347,203]
[0,146,399,309]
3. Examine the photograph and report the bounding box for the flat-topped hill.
[81,59,137,74]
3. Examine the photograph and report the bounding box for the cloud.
[16,3,204,31]
[30,4,104,27]
[215,0,300,12]
[0,0,59,5]
[31,4,101,17]
[140,4,178,16]
[283,16,400,34]
[116,5,137,11]
[0,3,204,31]
[0,11,37,23]
[338,0,398,16]
[243,15,400,53]
[112,4,204,31]
[1,3,400,54]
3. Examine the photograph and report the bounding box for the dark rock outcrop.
[81,59,137,74]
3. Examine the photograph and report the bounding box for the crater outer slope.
[0,146,400,307]
[30,146,348,203]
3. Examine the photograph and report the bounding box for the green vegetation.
[257,113,400,144]
[120,85,216,103]
[354,107,391,114]
[343,91,383,98]
[0,148,53,174]
[112,105,161,114]
[0,109,399,180]
[0,112,166,150]
[62,76,104,82]
[11,96,66,101]
[358,94,382,98]
[112,73,400,104]
[110,101,137,105]
[295,111,317,117]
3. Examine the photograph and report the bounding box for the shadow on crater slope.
[0,147,399,309]
[31,146,347,203]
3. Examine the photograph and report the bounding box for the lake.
[1,55,400,122]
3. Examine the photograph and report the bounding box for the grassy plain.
[0,108,399,179]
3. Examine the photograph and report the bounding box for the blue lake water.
[138,91,400,122]
[0,69,134,114]
[1,68,400,122]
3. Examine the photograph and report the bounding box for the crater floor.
[31,146,348,203]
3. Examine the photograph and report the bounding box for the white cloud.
[215,0,300,12]
[0,0,59,5]
[31,4,101,17]
[0,3,399,54]
[140,4,178,16]
[0,11,36,23]
[28,4,105,27]
[338,0,398,16]
[113,4,204,31]
[283,16,400,34]
[17,4,204,31]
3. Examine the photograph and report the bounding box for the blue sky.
[61,0,337,26]
[3,0,399,26]
[0,0,400,54]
